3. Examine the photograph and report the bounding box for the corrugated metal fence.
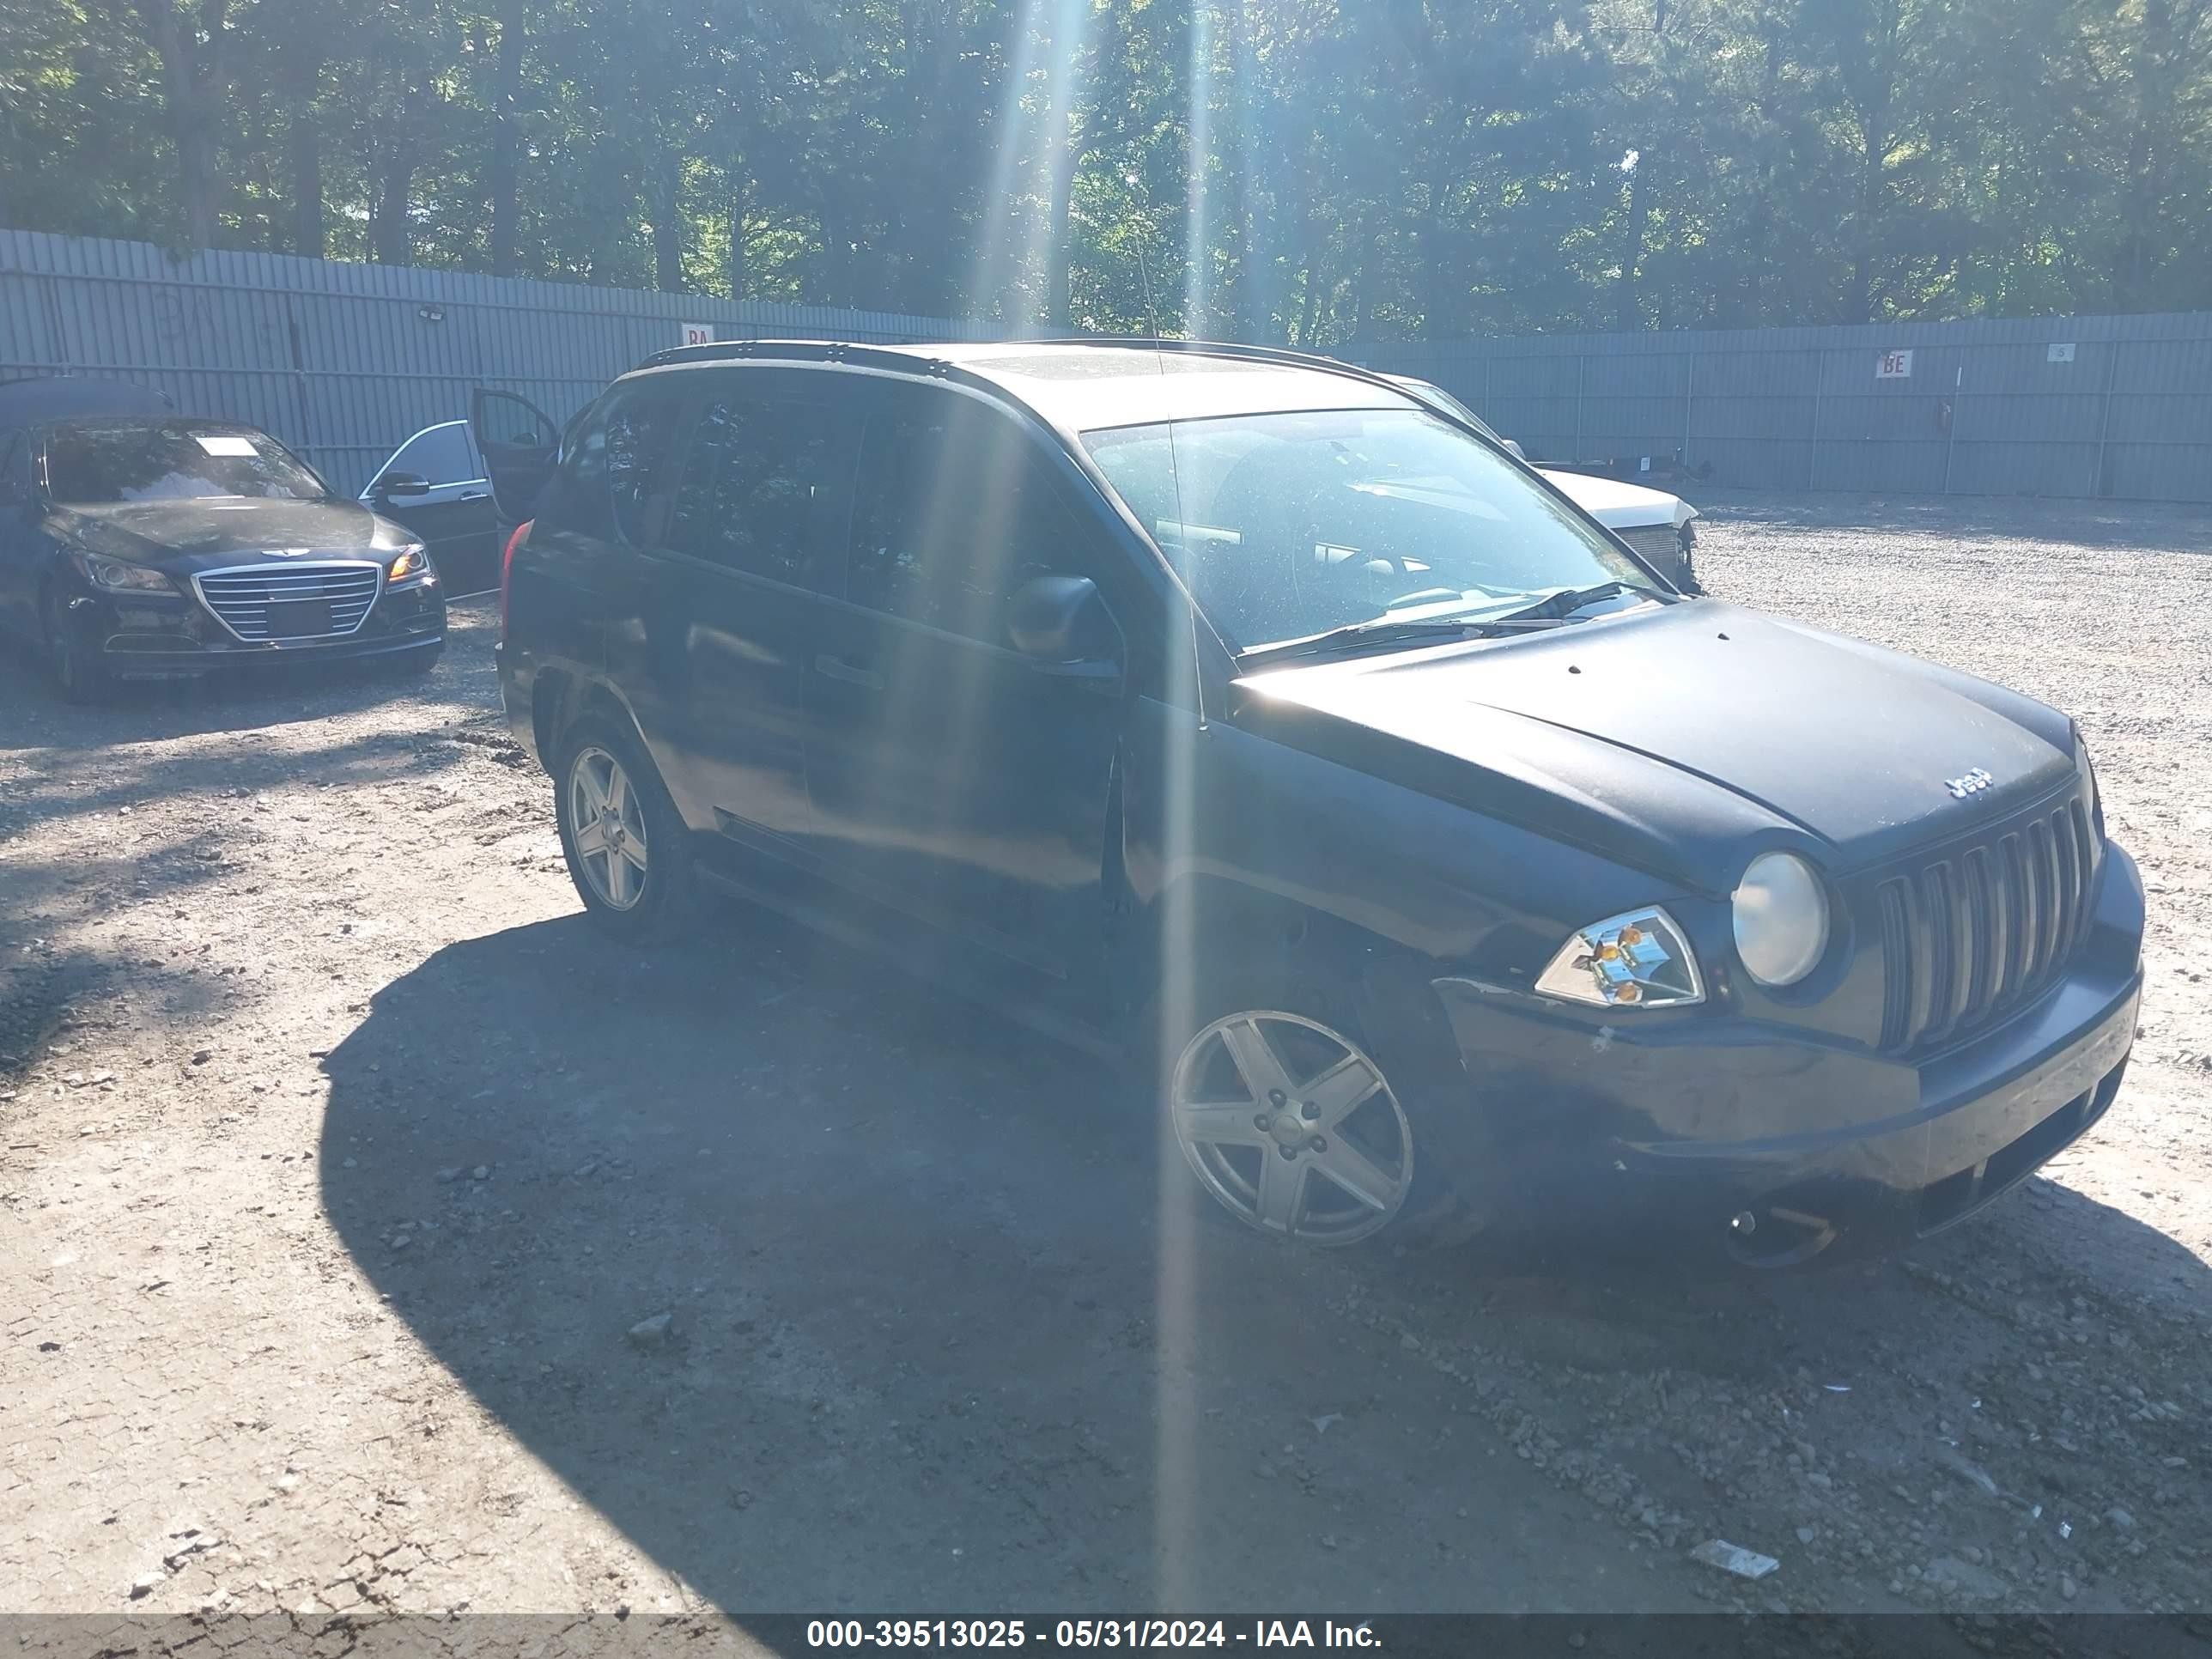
[0,229,992,495]
[1348,313,2212,502]
[9,230,2209,504]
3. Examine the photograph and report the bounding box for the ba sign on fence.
[682,323,714,347]
[1876,349,1914,379]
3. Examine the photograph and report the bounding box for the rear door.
[649,369,860,860]
[804,380,1129,982]
[469,388,561,524]
[360,420,499,593]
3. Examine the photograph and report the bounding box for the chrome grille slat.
[1875,791,2096,1054]
[191,560,380,643]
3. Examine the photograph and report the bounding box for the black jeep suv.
[492,339,2141,1266]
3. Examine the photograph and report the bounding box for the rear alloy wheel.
[551,714,697,942]
[568,745,651,910]
[1170,1008,1415,1247]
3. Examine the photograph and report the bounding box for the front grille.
[1875,792,2097,1053]
[193,561,381,641]
[1618,525,1693,587]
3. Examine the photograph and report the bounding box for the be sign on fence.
[682,323,714,347]
[1876,349,1914,379]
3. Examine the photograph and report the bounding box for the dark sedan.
[0,380,446,699]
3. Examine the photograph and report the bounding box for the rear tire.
[550,712,698,944]
[1152,961,1476,1251]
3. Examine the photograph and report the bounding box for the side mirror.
[1007,574,1116,665]
[376,471,432,500]
[1503,438,1526,461]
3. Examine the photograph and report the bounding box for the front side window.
[1083,408,1643,652]
[665,397,849,582]
[44,420,327,505]
[844,394,1092,643]
[556,383,687,545]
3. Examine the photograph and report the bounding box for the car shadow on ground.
[318,903,2211,1615]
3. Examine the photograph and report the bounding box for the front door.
[804,381,1127,982]
[360,420,500,593]
[469,388,561,526]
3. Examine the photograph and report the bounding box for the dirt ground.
[3,489,2208,1626]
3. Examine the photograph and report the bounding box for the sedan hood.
[1237,601,2076,886]
[45,497,393,570]
[1539,470,1695,532]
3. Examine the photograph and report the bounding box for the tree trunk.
[489,0,527,276]
[1348,209,1376,340]
[653,151,684,293]
[290,116,323,258]
[1046,125,1079,331]
[137,0,229,249]
[371,109,415,267]
[1614,152,1650,331]
[726,169,750,301]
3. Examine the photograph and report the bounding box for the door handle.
[459,489,489,501]
[815,653,884,691]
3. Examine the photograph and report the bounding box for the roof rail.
[1019,336,1411,397]
[631,337,957,375]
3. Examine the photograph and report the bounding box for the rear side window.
[368,422,480,493]
[843,393,1093,642]
[555,380,688,544]
[665,397,851,582]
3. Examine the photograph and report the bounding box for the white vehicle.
[1383,374,1701,592]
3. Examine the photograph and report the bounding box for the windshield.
[1082,407,1644,652]
[45,420,328,505]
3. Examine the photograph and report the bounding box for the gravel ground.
[3,489,2208,1628]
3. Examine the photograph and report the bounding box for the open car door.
[469,388,561,524]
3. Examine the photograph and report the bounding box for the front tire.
[388,641,445,679]
[44,593,108,704]
[1157,967,1471,1250]
[551,713,697,943]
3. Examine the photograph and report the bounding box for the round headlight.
[1731,852,1830,988]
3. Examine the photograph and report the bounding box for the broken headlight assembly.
[1534,907,1705,1009]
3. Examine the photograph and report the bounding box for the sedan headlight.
[1731,852,1830,988]
[1535,907,1704,1008]
[386,544,431,583]
[71,551,177,593]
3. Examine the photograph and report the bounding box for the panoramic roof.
[880,342,1413,431]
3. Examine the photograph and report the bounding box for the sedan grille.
[1875,792,2097,1054]
[193,561,381,642]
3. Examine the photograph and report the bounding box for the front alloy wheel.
[1170,1010,1414,1246]
[567,745,650,910]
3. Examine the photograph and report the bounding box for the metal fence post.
[1572,355,1585,460]
[2092,343,2119,499]
[1681,347,1695,470]
[1808,352,1823,489]
[1942,363,1962,495]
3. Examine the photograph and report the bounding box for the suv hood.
[1236,601,2076,886]
[1539,470,1695,532]
[46,497,389,570]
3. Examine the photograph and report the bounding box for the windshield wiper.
[1237,615,1516,667]
[1491,580,1659,625]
